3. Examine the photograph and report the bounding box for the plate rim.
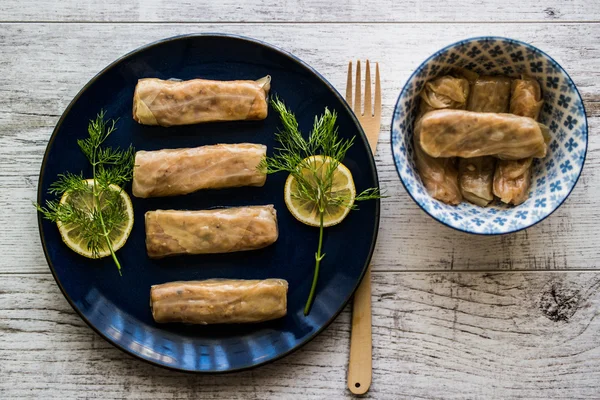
[36,33,381,373]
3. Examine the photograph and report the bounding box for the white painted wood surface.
[1,2,599,398]
[1,0,597,22]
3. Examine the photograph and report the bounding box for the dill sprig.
[261,97,383,315]
[35,110,134,275]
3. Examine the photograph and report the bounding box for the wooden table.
[1,1,599,398]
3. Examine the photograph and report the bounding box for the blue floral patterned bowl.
[391,37,588,235]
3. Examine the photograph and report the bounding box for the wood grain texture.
[2,272,600,399]
[2,13,600,399]
[0,0,597,22]
[1,23,599,274]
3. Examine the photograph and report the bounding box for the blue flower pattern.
[544,91,556,103]
[560,160,573,173]
[472,218,484,226]
[530,61,543,72]
[574,125,586,139]
[558,94,571,108]
[391,37,587,234]
[535,198,547,208]
[510,51,524,62]
[565,138,578,152]
[564,116,577,130]
[494,217,507,226]
[450,212,463,221]
[552,108,564,121]
[515,211,528,219]
[546,76,559,89]
[489,46,503,56]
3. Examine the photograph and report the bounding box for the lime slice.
[284,155,356,227]
[57,179,134,258]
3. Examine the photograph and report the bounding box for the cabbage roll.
[145,206,278,258]
[419,110,547,160]
[412,75,466,205]
[492,77,544,205]
[493,158,533,205]
[458,157,495,207]
[133,76,271,127]
[510,76,544,119]
[419,75,470,114]
[413,121,462,205]
[457,68,480,84]
[132,143,266,198]
[150,279,288,324]
[467,76,512,113]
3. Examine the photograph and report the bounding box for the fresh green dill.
[35,110,134,275]
[261,97,383,316]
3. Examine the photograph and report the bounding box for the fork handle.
[348,266,372,394]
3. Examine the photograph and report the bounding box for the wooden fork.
[345,60,381,395]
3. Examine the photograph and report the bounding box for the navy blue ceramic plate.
[37,34,380,373]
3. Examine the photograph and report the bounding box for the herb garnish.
[261,98,382,315]
[36,111,134,274]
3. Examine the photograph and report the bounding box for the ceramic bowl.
[391,37,588,234]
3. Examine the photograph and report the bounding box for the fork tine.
[364,60,372,116]
[374,62,381,118]
[354,60,362,115]
[346,61,353,105]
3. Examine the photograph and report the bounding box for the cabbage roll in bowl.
[419,75,470,114]
[467,76,512,113]
[418,110,548,160]
[391,37,588,234]
[493,76,545,205]
[411,74,470,205]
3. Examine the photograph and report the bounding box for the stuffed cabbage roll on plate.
[145,205,278,258]
[419,110,548,160]
[133,76,271,127]
[150,279,288,324]
[132,143,267,198]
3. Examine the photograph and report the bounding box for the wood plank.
[1,22,599,273]
[2,272,600,398]
[0,0,598,22]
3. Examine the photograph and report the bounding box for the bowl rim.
[390,35,589,236]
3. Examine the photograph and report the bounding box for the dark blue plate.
[37,34,380,373]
